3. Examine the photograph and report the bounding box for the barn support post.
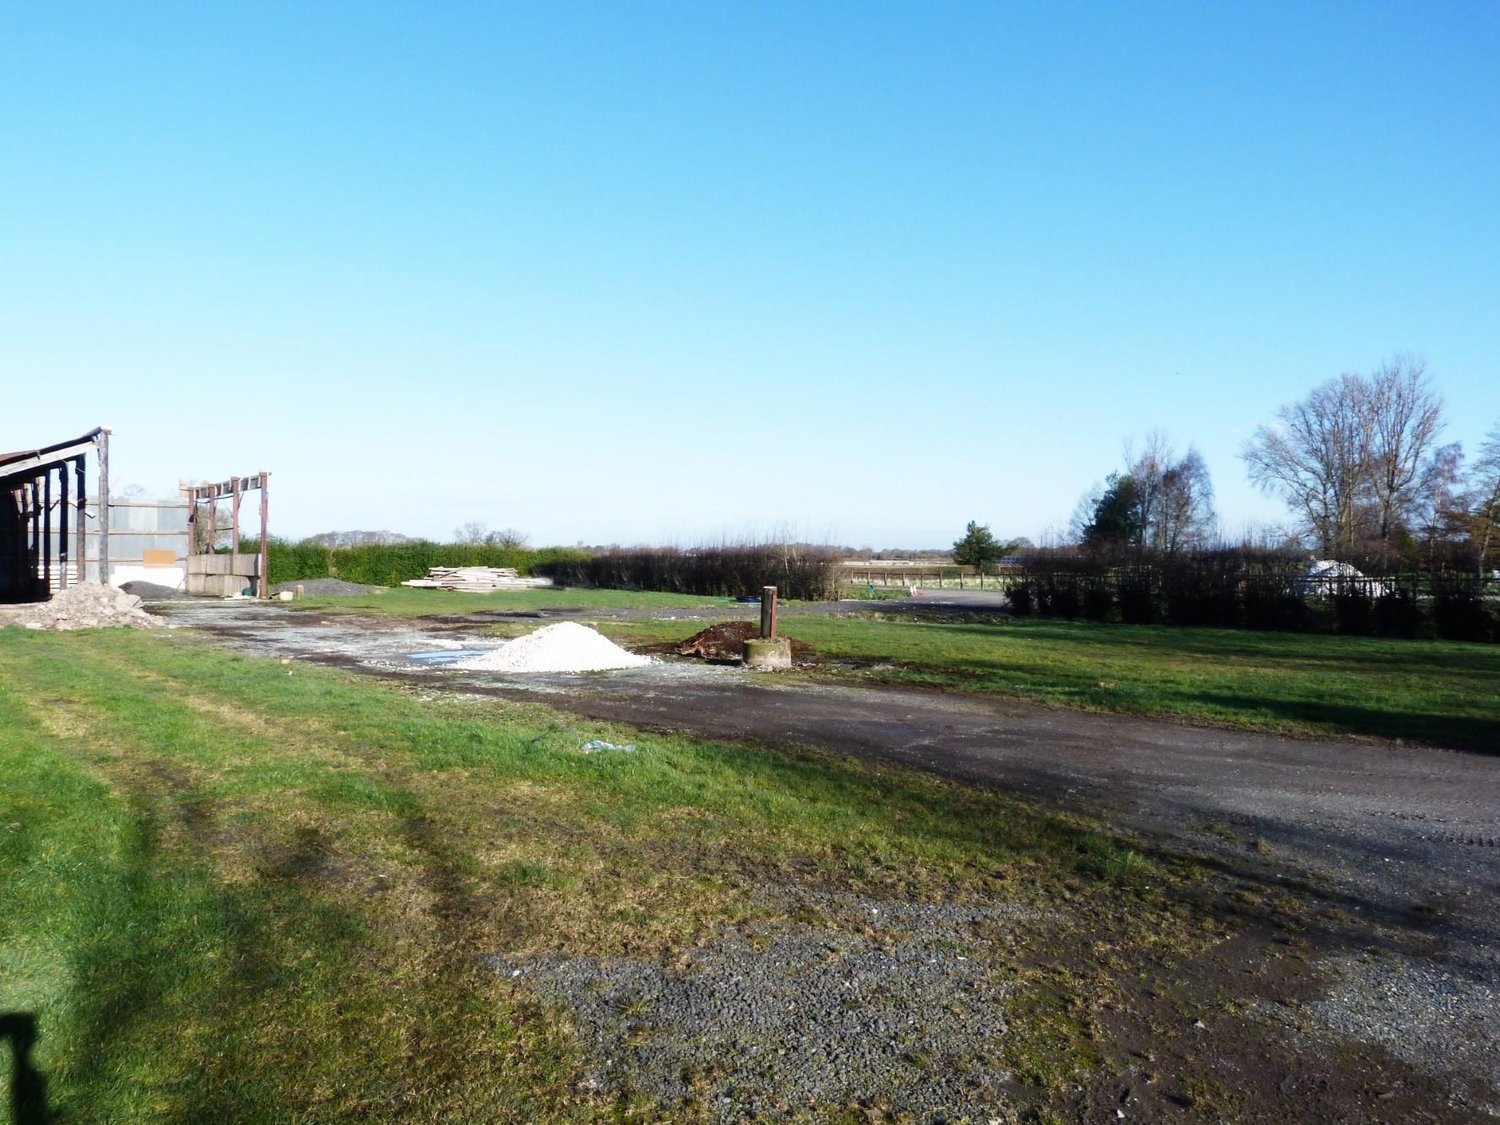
[24,484,37,582]
[258,472,270,598]
[230,476,241,554]
[97,429,111,587]
[41,469,52,589]
[58,463,70,590]
[74,458,86,583]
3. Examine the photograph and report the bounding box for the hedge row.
[535,545,843,601]
[265,540,590,589]
[1007,550,1496,642]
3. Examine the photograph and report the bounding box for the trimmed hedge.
[536,545,842,601]
[1007,548,1496,642]
[265,539,590,589]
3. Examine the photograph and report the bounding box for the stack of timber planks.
[401,566,554,592]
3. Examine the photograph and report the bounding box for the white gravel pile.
[1,583,167,631]
[453,622,650,673]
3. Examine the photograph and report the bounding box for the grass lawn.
[0,626,1207,1122]
[602,614,1500,751]
[288,587,736,617]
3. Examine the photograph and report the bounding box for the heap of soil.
[120,580,192,601]
[673,621,812,664]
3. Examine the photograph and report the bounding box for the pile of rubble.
[0,583,168,631]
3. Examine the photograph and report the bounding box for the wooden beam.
[42,468,51,589]
[230,475,241,554]
[97,429,110,586]
[75,457,86,583]
[258,471,270,598]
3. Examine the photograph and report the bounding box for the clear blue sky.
[4,2,1497,548]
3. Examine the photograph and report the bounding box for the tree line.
[1060,356,1497,577]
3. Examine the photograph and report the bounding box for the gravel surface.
[269,578,386,596]
[1310,951,1500,1102]
[491,889,1035,1120]
[119,580,193,600]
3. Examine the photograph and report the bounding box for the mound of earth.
[672,621,812,663]
[270,578,385,597]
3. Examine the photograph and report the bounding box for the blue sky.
[3,2,1497,548]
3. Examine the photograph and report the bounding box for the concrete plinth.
[743,636,792,670]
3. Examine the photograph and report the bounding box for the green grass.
[0,626,1194,1122]
[603,614,1500,751]
[290,586,737,617]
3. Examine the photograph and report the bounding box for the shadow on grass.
[1,1012,50,1125]
[882,618,1500,674]
[1191,691,1500,755]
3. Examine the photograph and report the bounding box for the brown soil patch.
[651,620,814,663]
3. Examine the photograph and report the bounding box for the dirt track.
[161,598,1500,1117]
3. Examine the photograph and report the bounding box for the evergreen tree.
[952,521,1005,569]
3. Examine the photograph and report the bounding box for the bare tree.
[487,527,530,550]
[1124,432,1217,552]
[1365,356,1444,544]
[1467,421,1500,577]
[1072,433,1217,553]
[1157,447,1217,552]
[1243,371,1377,557]
[1413,442,1465,565]
[1244,359,1445,558]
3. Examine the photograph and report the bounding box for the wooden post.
[24,483,36,585]
[42,468,52,590]
[207,487,217,557]
[230,476,241,554]
[760,585,778,639]
[97,429,110,587]
[258,472,270,599]
[74,458,86,583]
[58,463,69,590]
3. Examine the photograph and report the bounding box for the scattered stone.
[487,887,1031,1121]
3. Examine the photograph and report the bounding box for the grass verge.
[0,626,1219,1121]
[604,614,1500,751]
